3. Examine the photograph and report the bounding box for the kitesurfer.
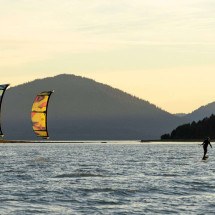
[200,137,212,160]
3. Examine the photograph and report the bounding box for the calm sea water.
[0,141,215,215]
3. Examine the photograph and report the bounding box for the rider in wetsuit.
[201,137,212,160]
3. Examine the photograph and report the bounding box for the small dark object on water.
[200,137,212,160]
[202,155,209,160]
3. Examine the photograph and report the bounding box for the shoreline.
[0,139,203,144]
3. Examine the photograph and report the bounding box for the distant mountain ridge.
[2,74,182,140]
[183,102,215,122]
[162,102,215,139]
[2,74,215,140]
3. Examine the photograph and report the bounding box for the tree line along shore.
[161,114,215,140]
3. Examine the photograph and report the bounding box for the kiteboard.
[202,155,209,161]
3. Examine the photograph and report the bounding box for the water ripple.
[0,142,214,214]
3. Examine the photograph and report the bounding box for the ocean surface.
[0,141,215,215]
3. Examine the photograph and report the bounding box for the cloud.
[0,0,215,109]
[1,0,214,42]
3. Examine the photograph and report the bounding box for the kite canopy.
[31,91,54,139]
[0,84,9,137]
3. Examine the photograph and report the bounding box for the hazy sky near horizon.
[0,0,215,113]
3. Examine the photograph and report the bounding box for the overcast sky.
[0,0,215,113]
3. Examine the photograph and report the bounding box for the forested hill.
[161,114,215,140]
[2,74,183,140]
